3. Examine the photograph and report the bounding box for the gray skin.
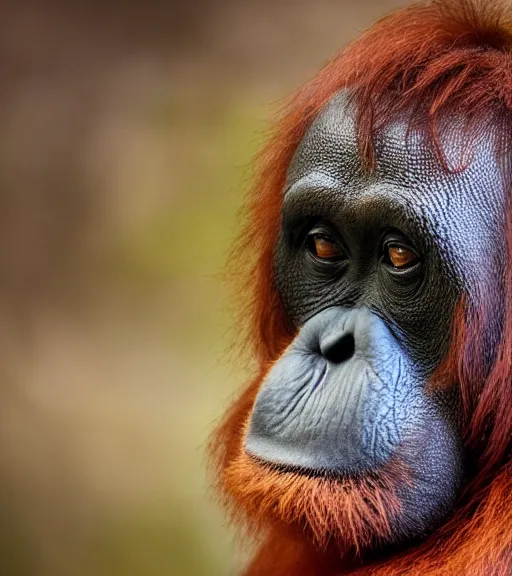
[244,90,508,543]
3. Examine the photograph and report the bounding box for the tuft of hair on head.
[344,0,512,168]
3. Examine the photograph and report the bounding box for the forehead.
[285,90,506,285]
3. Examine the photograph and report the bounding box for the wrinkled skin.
[244,91,507,544]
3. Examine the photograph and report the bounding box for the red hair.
[213,1,512,574]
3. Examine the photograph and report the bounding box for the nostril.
[321,333,355,364]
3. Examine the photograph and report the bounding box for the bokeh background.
[0,1,407,574]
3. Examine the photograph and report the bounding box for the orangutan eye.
[307,231,344,261]
[384,244,419,269]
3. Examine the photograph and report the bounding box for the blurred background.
[0,1,407,574]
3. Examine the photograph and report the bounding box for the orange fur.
[212,1,512,574]
[223,427,406,554]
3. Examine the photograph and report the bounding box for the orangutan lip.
[245,450,354,481]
